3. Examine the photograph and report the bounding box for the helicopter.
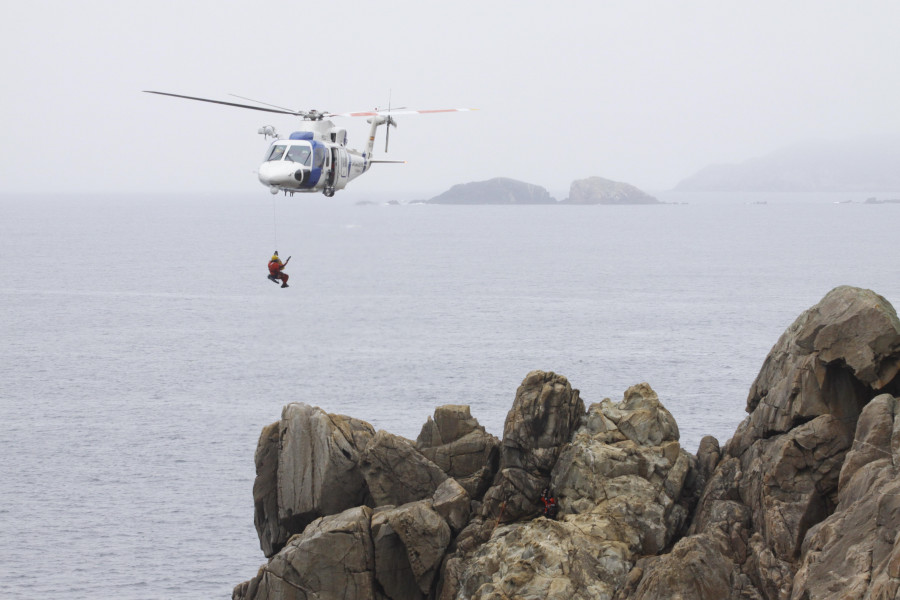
[144,91,475,197]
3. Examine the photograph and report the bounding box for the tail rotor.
[384,90,397,153]
[385,115,397,152]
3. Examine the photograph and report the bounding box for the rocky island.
[424,177,557,204]
[420,176,658,205]
[233,285,900,600]
[563,176,659,204]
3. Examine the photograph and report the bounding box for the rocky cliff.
[234,286,900,600]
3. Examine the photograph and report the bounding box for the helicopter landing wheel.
[324,187,335,198]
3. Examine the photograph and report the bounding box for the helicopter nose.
[258,161,298,187]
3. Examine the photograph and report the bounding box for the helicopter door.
[328,148,338,186]
[339,149,349,178]
[304,143,327,187]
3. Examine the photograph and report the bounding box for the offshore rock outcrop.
[235,285,900,600]
[425,177,557,204]
[564,176,659,204]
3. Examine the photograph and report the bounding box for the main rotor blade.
[143,91,304,116]
[228,94,299,114]
[331,108,478,117]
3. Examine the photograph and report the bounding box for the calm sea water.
[2,191,898,598]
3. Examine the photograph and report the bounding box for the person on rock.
[540,487,558,519]
[267,251,290,288]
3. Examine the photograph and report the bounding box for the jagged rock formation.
[621,286,900,600]
[415,405,499,499]
[234,285,900,600]
[236,506,376,600]
[425,177,556,204]
[451,382,696,600]
[481,370,585,523]
[791,393,900,599]
[564,176,659,204]
[253,403,376,557]
[361,431,449,508]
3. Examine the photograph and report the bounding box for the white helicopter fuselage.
[257,118,379,197]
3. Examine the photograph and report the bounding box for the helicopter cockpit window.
[285,145,312,166]
[267,145,286,161]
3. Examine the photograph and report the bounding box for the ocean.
[2,191,898,598]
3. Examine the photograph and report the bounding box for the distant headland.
[675,135,900,192]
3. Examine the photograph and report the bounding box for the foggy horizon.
[3,1,900,199]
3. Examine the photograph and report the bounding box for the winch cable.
[272,194,278,250]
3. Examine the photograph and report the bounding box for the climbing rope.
[492,500,507,534]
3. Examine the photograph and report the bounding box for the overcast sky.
[3,1,899,199]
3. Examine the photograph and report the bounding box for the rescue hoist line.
[272,194,278,249]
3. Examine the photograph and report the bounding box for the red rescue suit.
[541,492,558,519]
[268,258,289,287]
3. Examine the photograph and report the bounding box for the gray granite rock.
[360,430,448,508]
[234,506,376,600]
[416,405,499,500]
[253,403,375,557]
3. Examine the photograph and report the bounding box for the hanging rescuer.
[267,251,291,288]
